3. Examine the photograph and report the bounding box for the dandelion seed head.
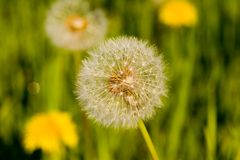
[77,37,167,128]
[45,0,107,51]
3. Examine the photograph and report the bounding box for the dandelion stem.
[138,120,159,160]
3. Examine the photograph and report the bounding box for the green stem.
[138,120,159,160]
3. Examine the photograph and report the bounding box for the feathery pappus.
[77,37,167,128]
[45,0,107,51]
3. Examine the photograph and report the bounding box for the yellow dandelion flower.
[23,111,78,153]
[159,0,198,27]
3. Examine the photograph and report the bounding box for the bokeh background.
[0,0,240,159]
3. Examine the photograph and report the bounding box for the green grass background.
[0,0,240,159]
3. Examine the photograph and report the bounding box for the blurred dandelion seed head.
[23,111,78,153]
[45,0,107,51]
[77,37,167,128]
[159,0,198,27]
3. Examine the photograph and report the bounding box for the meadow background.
[0,0,240,159]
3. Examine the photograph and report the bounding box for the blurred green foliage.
[0,0,240,159]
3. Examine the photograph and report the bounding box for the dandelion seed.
[23,111,78,153]
[45,0,107,51]
[159,0,198,27]
[27,82,40,95]
[77,37,167,128]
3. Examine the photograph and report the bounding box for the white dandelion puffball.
[45,0,107,51]
[77,37,167,128]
